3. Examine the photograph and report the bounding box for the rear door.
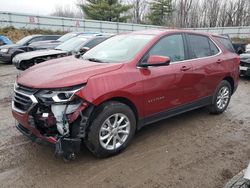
[140,34,196,116]
[186,34,222,99]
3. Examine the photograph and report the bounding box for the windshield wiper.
[86,58,105,63]
[55,48,63,51]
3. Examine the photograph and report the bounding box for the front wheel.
[209,80,232,114]
[85,101,136,158]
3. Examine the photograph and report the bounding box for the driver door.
[139,34,195,117]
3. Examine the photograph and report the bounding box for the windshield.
[55,36,89,52]
[16,36,34,45]
[58,33,78,42]
[82,34,154,63]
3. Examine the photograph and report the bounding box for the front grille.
[13,92,33,111]
[17,85,37,94]
[13,84,38,112]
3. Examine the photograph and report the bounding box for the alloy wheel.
[99,113,131,151]
[216,86,230,110]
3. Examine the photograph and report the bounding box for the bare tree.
[50,5,83,18]
[174,0,193,27]
[126,0,148,24]
[51,0,250,27]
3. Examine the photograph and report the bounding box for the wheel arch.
[223,76,234,93]
[101,97,139,123]
[88,96,139,130]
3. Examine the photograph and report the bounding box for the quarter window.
[147,34,185,62]
[215,37,235,53]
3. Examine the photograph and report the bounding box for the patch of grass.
[231,37,250,44]
[0,26,65,43]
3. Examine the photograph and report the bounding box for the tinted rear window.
[215,37,235,53]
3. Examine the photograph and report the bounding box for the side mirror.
[79,47,90,54]
[75,47,90,58]
[141,55,170,67]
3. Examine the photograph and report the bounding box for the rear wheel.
[209,80,232,114]
[85,101,136,158]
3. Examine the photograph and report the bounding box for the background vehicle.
[225,162,250,187]
[13,35,112,70]
[29,32,102,50]
[0,35,12,46]
[240,53,250,77]
[12,30,239,160]
[232,42,246,54]
[246,44,250,53]
[0,34,60,64]
[221,34,245,54]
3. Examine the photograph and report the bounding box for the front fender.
[76,67,144,118]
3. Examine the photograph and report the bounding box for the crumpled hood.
[17,56,123,88]
[14,49,67,61]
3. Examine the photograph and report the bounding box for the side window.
[188,34,213,58]
[215,37,235,53]
[209,39,220,55]
[84,37,108,49]
[44,36,59,40]
[147,34,185,62]
[28,37,43,44]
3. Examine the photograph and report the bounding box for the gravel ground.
[0,64,250,188]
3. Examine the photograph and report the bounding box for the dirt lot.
[0,64,250,188]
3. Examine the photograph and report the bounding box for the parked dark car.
[240,53,250,76]
[0,35,12,46]
[0,35,61,64]
[221,34,246,54]
[29,32,102,50]
[13,35,112,70]
[12,30,239,160]
[232,42,246,54]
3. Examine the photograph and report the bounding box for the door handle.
[217,59,222,64]
[180,66,191,71]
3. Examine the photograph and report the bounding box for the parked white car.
[245,44,250,53]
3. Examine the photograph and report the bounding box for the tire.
[85,101,136,158]
[225,170,250,188]
[209,80,232,114]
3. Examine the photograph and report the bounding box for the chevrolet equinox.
[12,30,240,159]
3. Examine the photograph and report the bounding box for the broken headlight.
[36,85,84,104]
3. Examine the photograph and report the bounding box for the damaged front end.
[12,83,93,160]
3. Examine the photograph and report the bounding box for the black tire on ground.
[85,101,136,158]
[209,80,232,114]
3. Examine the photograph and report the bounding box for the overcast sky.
[0,0,79,15]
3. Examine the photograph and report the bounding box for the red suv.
[12,30,239,159]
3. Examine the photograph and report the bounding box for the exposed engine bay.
[12,83,93,160]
